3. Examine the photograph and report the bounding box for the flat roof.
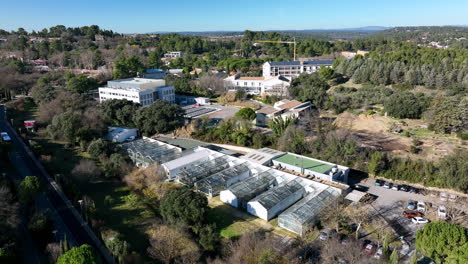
[111,78,162,84]
[241,148,285,165]
[274,154,334,174]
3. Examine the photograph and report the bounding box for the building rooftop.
[241,148,286,165]
[237,77,265,81]
[250,178,304,210]
[256,106,279,115]
[274,154,335,174]
[268,60,334,66]
[152,135,204,150]
[302,60,334,66]
[227,170,278,202]
[120,137,185,166]
[146,69,164,73]
[277,100,305,110]
[111,78,161,85]
[279,186,340,227]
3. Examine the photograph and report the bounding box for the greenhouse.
[175,155,235,186]
[278,186,341,235]
[195,162,258,197]
[220,169,279,209]
[247,178,306,221]
[120,137,184,167]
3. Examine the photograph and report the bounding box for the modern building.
[255,99,311,127]
[106,127,138,143]
[223,74,290,96]
[247,178,306,221]
[272,153,350,183]
[98,78,175,106]
[143,69,166,79]
[262,60,334,79]
[278,186,341,235]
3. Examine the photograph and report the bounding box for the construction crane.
[254,38,297,61]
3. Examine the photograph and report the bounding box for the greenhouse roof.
[195,162,252,191]
[176,155,233,184]
[274,154,334,174]
[121,137,184,164]
[227,170,278,201]
[279,187,340,225]
[251,178,305,210]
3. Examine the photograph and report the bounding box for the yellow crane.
[254,38,297,61]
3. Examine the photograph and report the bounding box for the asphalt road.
[0,104,115,264]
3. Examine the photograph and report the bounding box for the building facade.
[223,75,290,96]
[262,60,334,79]
[98,78,175,106]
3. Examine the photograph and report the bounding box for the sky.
[0,0,467,33]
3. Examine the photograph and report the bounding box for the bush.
[18,176,42,204]
[235,107,256,120]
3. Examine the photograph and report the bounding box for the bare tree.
[46,242,63,263]
[318,197,348,233]
[71,159,101,179]
[146,225,200,264]
[320,236,374,264]
[345,204,371,239]
[198,74,225,96]
[0,185,20,228]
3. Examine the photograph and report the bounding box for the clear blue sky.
[1,0,467,33]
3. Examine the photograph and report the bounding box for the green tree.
[235,107,256,120]
[87,139,111,159]
[198,224,219,251]
[437,150,468,193]
[389,249,399,264]
[268,116,297,137]
[160,188,208,232]
[18,176,42,204]
[113,56,145,79]
[319,67,336,80]
[384,92,429,119]
[147,49,163,69]
[56,244,101,264]
[100,99,140,127]
[133,100,184,136]
[67,76,98,94]
[47,111,82,142]
[290,73,330,108]
[368,151,386,176]
[415,222,468,264]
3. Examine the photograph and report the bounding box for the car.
[400,185,409,192]
[407,200,417,210]
[353,184,368,192]
[417,201,426,213]
[319,229,333,241]
[363,243,376,255]
[392,184,400,191]
[412,217,429,224]
[125,136,136,142]
[374,247,383,259]
[375,179,384,186]
[409,187,418,193]
[402,210,422,218]
[440,192,448,201]
[438,206,447,218]
[1,132,11,142]
[383,182,392,189]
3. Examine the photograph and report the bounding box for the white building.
[262,60,334,79]
[106,127,138,143]
[164,51,183,58]
[255,99,311,127]
[162,148,213,178]
[98,78,175,106]
[246,178,306,221]
[223,75,290,96]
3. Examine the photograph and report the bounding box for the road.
[0,104,115,264]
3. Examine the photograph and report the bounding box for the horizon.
[1,0,467,33]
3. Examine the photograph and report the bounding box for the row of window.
[100,91,138,99]
[235,82,263,86]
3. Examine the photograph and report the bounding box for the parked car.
[407,200,417,210]
[375,179,384,186]
[400,185,409,192]
[412,217,429,224]
[417,201,426,213]
[409,187,418,194]
[363,243,376,255]
[392,184,400,191]
[402,210,422,218]
[440,192,448,202]
[438,206,447,218]
[383,182,392,189]
[374,247,383,259]
[353,184,368,192]
[1,132,11,142]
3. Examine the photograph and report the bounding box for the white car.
[374,248,383,259]
[417,201,426,213]
[438,206,447,218]
[412,217,429,224]
[1,132,11,142]
[440,192,448,201]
